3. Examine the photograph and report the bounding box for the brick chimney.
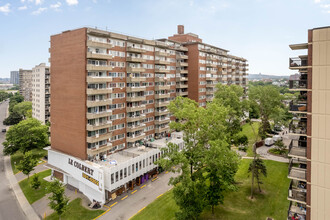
[177,25,184,34]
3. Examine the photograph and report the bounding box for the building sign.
[68,158,94,176]
[82,173,99,186]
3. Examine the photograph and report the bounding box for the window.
[124,168,127,178]
[132,164,135,174]
[136,162,138,172]
[143,159,145,168]
[128,166,131,176]
[111,173,114,184]
[115,171,118,182]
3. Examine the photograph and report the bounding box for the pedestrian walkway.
[15,161,49,182]
[4,155,40,220]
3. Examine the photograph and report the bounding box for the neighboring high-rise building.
[19,69,33,101]
[32,63,50,124]
[288,26,330,220]
[10,71,19,85]
[167,25,248,105]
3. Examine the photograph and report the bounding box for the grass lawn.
[19,169,51,204]
[132,159,290,220]
[11,148,47,174]
[238,122,261,157]
[45,198,104,220]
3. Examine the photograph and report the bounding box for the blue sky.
[0,0,329,77]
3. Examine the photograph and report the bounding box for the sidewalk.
[4,155,40,220]
[15,161,49,182]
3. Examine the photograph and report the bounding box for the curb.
[4,154,41,220]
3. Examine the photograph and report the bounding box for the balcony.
[177,69,188,74]
[127,46,145,53]
[155,51,170,56]
[289,56,308,69]
[176,77,188,82]
[177,54,188,59]
[206,56,217,61]
[87,99,112,107]
[126,96,146,102]
[87,120,112,131]
[87,76,113,83]
[127,133,146,143]
[288,139,307,159]
[206,97,213,102]
[155,109,168,116]
[87,52,113,60]
[126,105,146,112]
[206,90,214,95]
[154,118,170,125]
[126,57,146,63]
[87,132,112,143]
[288,180,307,204]
[155,126,170,133]
[155,85,171,90]
[87,143,113,156]
[289,99,307,113]
[126,76,146,82]
[86,110,112,119]
[176,62,188,67]
[288,159,307,181]
[206,83,216,88]
[87,64,112,71]
[206,63,217,68]
[127,124,146,132]
[206,76,218,81]
[176,91,188,96]
[126,86,147,92]
[289,118,307,135]
[87,40,113,49]
[155,60,171,65]
[127,67,146,72]
[289,78,308,90]
[155,93,170,99]
[206,70,217,74]
[155,101,170,107]
[176,84,188,89]
[127,114,146,123]
[155,68,170,73]
[155,77,166,82]
[87,88,112,95]
[287,201,306,220]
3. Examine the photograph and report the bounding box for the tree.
[274,140,287,155]
[3,111,23,125]
[3,118,50,155]
[16,151,38,179]
[233,134,248,147]
[158,97,239,219]
[47,179,69,219]
[31,173,41,189]
[13,101,32,119]
[249,85,285,139]
[248,158,267,193]
[205,140,240,215]
[214,84,249,139]
[8,93,24,113]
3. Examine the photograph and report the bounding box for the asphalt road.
[0,100,26,220]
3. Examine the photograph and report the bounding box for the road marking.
[110,202,117,207]
[165,171,169,174]
[131,190,137,194]
[93,208,111,220]
[140,184,146,189]
[157,193,163,198]
[121,195,128,200]
[103,205,110,209]
[138,207,146,213]
[152,177,158,182]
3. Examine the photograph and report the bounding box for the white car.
[265,138,274,146]
[273,135,282,142]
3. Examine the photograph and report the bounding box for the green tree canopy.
[13,101,32,118]
[3,118,50,155]
[3,111,23,126]
[16,151,38,179]
[47,179,69,219]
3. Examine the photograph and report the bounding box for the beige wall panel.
[319,115,326,139]
[313,29,320,42]
[312,66,319,91]
[318,163,325,187]
[319,29,327,41]
[320,42,327,65]
[326,92,330,114]
[311,185,318,219]
[312,115,319,137]
[326,164,330,189]
[320,67,326,90]
[313,42,320,66]
[311,138,318,161]
[312,91,319,114]
[327,68,330,89]
[326,115,330,139]
[318,139,326,163]
[327,28,330,40]
[311,157,318,184]
[327,42,330,66]
[319,91,326,114]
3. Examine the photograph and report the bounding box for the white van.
[265,138,274,146]
[272,135,282,142]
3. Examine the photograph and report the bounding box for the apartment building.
[19,68,32,101]
[167,25,248,106]
[10,71,19,85]
[288,26,330,220]
[32,63,50,124]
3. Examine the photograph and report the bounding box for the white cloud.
[50,2,62,9]
[21,0,26,2]
[0,3,10,14]
[35,0,43,5]
[18,6,28,10]
[315,0,321,3]
[32,7,47,15]
[321,3,330,8]
[66,0,78,5]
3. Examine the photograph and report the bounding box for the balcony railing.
[289,79,308,90]
[288,159,307,181]
[287,201,306,220]
[288,139,307,159]
[288,180,307,203]
[289,118,307,135]
[289,100,307,112]
[289,57,308,68]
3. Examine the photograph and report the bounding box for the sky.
[0,0,330,78]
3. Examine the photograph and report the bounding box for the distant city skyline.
[0,0,330,77]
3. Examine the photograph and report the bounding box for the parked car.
[265,138,274,146]
[273,135,282,142]
[2,128,6,133]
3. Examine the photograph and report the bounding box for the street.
[0,100,26,220]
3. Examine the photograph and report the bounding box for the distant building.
[10,71,19,85]
[19,69,33,101]
[32,63,50,124]
[0,84,14,90]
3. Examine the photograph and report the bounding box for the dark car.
[2,129,6,132]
